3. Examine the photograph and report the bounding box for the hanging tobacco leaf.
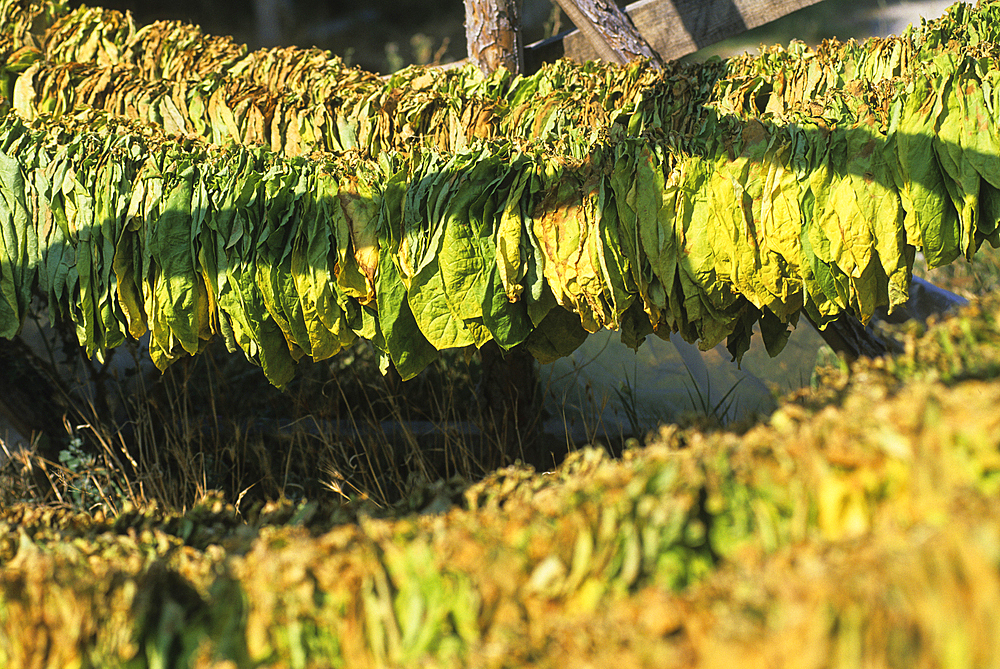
[3,0,1000,383]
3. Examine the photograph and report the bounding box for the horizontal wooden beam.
[525,0,826,70]
[549,0,662,66]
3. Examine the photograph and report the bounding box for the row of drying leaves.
[1,0,1000,385]
[3,291,1000,666]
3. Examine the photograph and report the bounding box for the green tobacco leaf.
[619,298,654,350]
[631,144,678,329]
[67,167,102,357]
[944,61,1000,252]
[0,141,35,338]
[759,305,793,357]
[741,124,806,320]
[149,164,201,355]
[933,64,980,261]
[257,251,308,360]
[113,224,143,339]
[376,242,438,380]
[10,18,1000,385]
[523,167,555,328]
[28,156,70,324]
[439,156,495,323]
[495,161,530,302]
[957,65,1000,193]
[94,158,127,353]
[290,187,349,361]
[334,172,379,304]
[408,256,475,350]
[398,152,450,282]
[523,304,588,364]
[676,155,739,348]
[393,152,479,351]
[219,261,296,387]
[197,151,253,353]
[482,265,531,350]
[255,161,308,359]
[43,156,78,325]
[978,180,1000,248]
[805,131,851,319]
[531,160,609,333]
[609,144,643,289]
[812,130,873,279]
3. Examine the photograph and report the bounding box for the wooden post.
[464,0,524,75]
[549,0,662,67]
[524,0,824,69]
[463,0,548,467]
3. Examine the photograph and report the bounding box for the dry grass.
[0,335,570,515]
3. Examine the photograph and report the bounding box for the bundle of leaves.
[2,1,1000,387]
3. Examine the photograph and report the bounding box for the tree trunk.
[463,0,524,75]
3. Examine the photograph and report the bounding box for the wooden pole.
[525,0,824,68]
[463,0,549,468]
[548,0,662,67]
